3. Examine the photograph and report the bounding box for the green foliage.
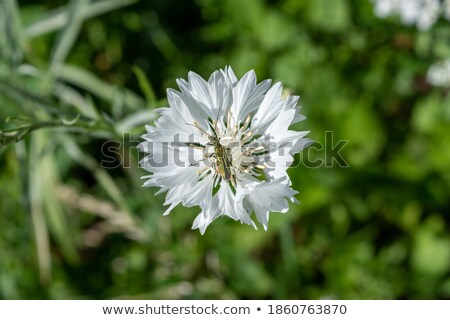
[0,0,449,299]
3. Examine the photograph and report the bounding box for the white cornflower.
[370,0,442,30]
[138,67,311,234]
[426,59,450,87]
[372,0,401,18]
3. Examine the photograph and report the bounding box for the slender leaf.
[45,0,89,87]
[54,83,99,119]
[24,0,139,38]
[132,66,158,106]
[0,0,24,68]
[58,64,145,110]
[29,133,52,283]
[40,138,79,264]
[115,109,157,133]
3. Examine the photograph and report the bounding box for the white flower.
[370,0,441,30]
[426,59,450,87]
[372,0,401,18]
[138,67,311,234]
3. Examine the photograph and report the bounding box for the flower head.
[370,0,442,30]
[139,67,311,234]
[427,59,450,87]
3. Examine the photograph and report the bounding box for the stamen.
[242,114,251,131]
[251,146,266,153]
[192,111,266,184]
[232,124,239,137]
[241,130,253,143]
[197,167,208,175]
[190,121,210,138]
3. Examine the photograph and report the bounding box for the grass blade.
[44,0,89,87]
[24,0,139,38]
[54,83,99,119]
[29,133,52,283]
[132,66,158,107]
[0,0,24,68]
[115,109,157,133]
[31,131,79,273]
[58,64,145,111]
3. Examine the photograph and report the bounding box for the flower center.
[189,110,268,186]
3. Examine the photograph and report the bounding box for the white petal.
[224,65,238,83]
[230,70,256,120]
[251,82,284,132]
[192,211,211,235]
[217,181,256,228]
[163,202,179,216]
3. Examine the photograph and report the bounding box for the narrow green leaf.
[58,64,145,111]
[0,0,24,68]
[29,133,52,283]
[44,0,89,87]
[14,64,101,121]
[30,131,79,267]
[115,109,157,133]
[54,83,99,120]
[24,0,139,38]
[132,66,158,106]
[150,27,178,60]
[62,113,81,125]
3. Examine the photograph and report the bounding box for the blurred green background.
[1,0,450,299]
